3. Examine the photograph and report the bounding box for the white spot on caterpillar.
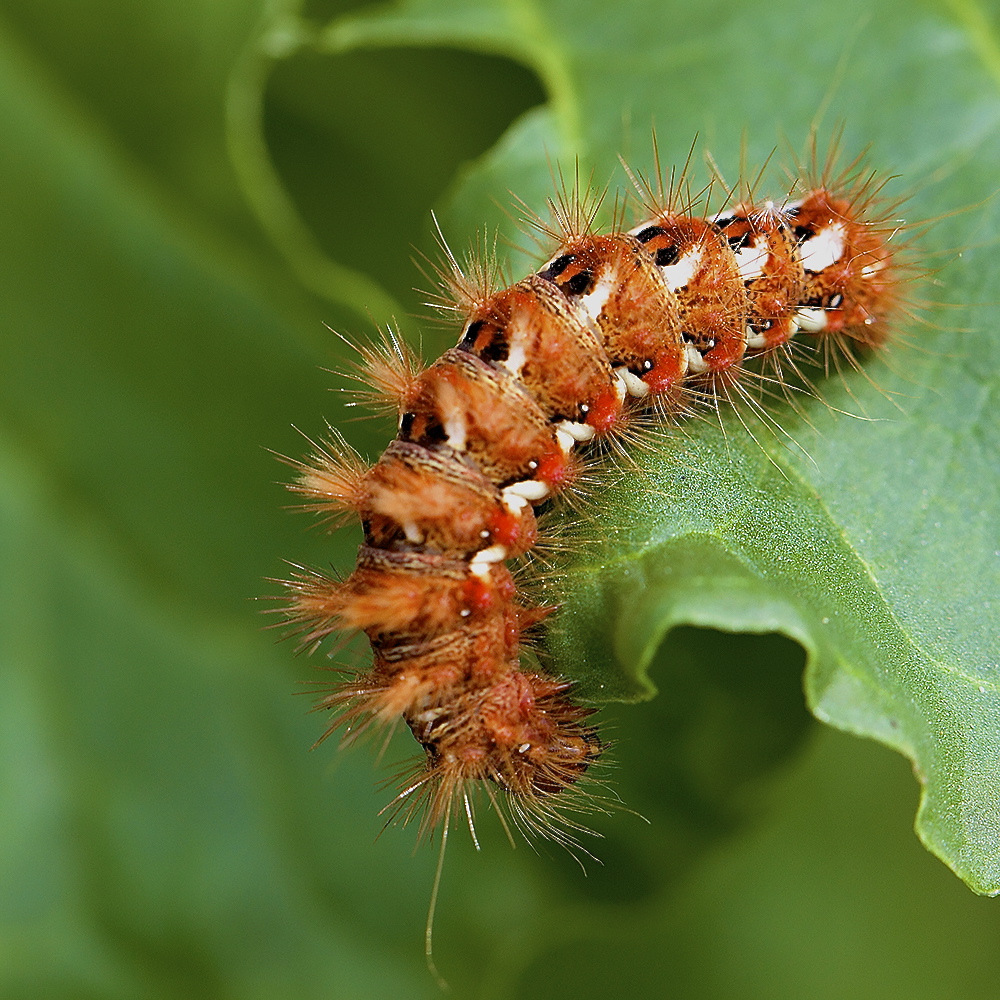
[660,248,702,291]
[799,223,845,273]
[441,408,467,451]
[555,420,595,454]
[555,427,575,454]
[614,367,650,398]
[557,420,596,443]
[503,480,550,503]
[684,344,711,373]
[470,545,508,576]
[501,491,529,515]
[745,326,769,350]
[500,310,529,377]
[733,242,768,280]
[401,521,424,544]
[577,271,618,325]
[795,307,828,332]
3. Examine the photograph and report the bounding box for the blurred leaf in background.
[1,0,999,998]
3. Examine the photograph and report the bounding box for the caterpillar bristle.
[279,564,351,652]
[622,133,707,221]
[511,163,609,252]
[423,220,508,320]
[337,325,423,416]
[281,425,370,527]
[277,134,918,859]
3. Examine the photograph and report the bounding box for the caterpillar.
[279,143,904,849]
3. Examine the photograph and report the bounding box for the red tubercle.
[758,319,797,350]
[488,508,522,548]
[462,575,495,613]
[585,384,622,435]
[703,335,746,373]
[488,506,539,557]
[644,349,685,393]
[460,564,516,616]
[535,445,570,487]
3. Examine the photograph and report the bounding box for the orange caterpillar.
[281,149,902,845]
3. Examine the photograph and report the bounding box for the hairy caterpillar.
[279,143,905,850]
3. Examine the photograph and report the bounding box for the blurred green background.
[2,0,999,997]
